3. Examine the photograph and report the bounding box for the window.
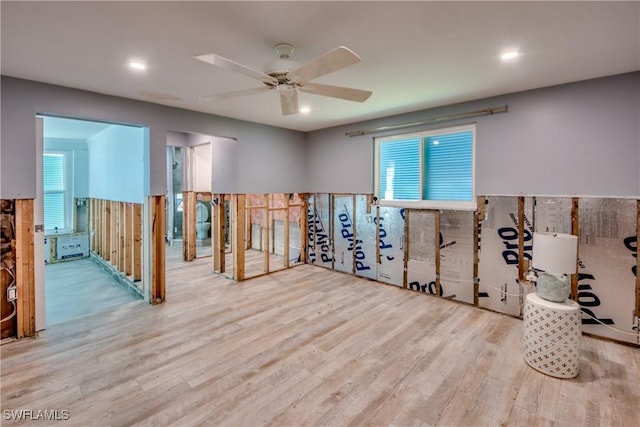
[43,153,67,231]
[375,124,475,210]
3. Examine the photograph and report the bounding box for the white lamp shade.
[532,232,578,275]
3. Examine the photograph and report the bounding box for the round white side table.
[522,292,581,378]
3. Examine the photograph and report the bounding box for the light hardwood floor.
[1,250,638,426]
[45,258,141,326]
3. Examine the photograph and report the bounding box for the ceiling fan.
[194,43,373,116]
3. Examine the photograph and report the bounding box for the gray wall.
[1,77,308,199]
[307,72,640,197]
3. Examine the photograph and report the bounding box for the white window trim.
[44,150,73,234]
[374,123,477,210]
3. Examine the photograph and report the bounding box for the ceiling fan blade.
[280,89,299,116]
[298,82,372,102]
[199,86,272,101]
[287,46,361,84]
[194,53,278,86]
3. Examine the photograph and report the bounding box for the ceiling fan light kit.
[195,43,372,116]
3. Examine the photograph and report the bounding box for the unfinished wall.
[1,200,16,338]
[90,198,143,295]
[308,193,640,345]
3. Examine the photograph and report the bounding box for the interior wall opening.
[40,115,145,327]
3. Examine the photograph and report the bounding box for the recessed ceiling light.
[128,60,147,71]
[300,106,311,114]
[432,140,440,145]
[501,50,519,61]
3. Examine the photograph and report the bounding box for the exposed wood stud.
[125,203,133,277]
[352,194,357,275]
[133,203,142,281]
[474,197,485,306]
[103,200,111,260]
[118,202,125,271]
[149,195,166,304]
[183,191,196,261]
[300,194,308,265]
[435,209,441,297]
[263,194,270,274]
[375,206,381,270]
[571,197,579,301]
[110,200,117,264]
[402,208,410,289]
[233,195,246,281]
[15,199,35,338]
[518,196,525,281]
[635,199,640,317]
[284,194,290,268]
[212,194,225,272]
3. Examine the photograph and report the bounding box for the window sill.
[376,199,477,211]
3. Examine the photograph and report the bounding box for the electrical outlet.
[7,286,17,302]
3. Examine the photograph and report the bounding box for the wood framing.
[149,195,166,304]
[118,202,126,271]
[263,194,270,273]
[125,203,133,277]
[284,195,290,268]
[636,199,640,318]
[110,200,118,263]
[232,194,246,281]
[435,209,441,297]
[402,207,410,289]
[299,194,308,265]
[15,199,35,338]
[351,194,358,274]
[182,191,196,261]
[1,200,16,338]
[517,196,526,281]
[571,197,579,301]
[102,200,111,259]
[474,196,486,306]
[133,203,142,281]
[212,194,226,272]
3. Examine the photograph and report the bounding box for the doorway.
[39,116,145,327]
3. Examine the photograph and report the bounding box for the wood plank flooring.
[1,251,639,426]
[45,258,141,326]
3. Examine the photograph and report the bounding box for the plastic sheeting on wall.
[377,207,405,287]
[534,197,573,234]
[355,195,377,280]
[407,210,437,295]
[478,197,533,316]
[334,195,355,273]
[440,210,475,304]
[307,194,333,268]
[578,198,639,344]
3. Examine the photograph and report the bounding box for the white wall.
[88,125,145,203]
[1,77,308,199]
[43,138,89,198]
[307,72,640,197]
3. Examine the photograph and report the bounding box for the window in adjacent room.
[43,152,68,232]
[374,123,476,210]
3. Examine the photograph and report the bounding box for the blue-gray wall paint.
[2,72,638,199]
[307,72,640,197]
[0,77,308,199]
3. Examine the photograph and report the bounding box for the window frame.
[43,150,73,233]
[374,123,477,211]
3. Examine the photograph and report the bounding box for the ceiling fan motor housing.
[264,43,300,83]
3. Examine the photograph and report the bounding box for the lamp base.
[536,272,570,303]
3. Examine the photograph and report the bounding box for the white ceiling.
[2,1,639,132]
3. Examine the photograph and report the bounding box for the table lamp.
[530,232,578,302]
